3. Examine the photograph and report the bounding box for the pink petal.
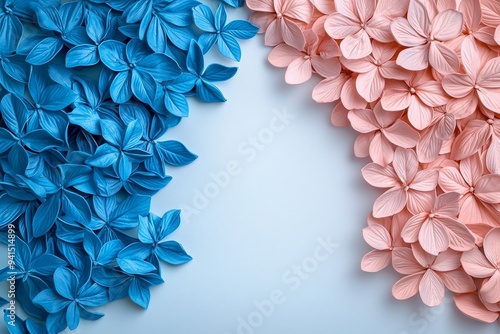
[460,0,482,31]
[486,136,500,174]
[383,120,420,148]
[341,57,375,74]
[361,249,392,272]
[373,187,407,218]
[436,112,456,140]
[372,41,399,63]
[428,41,460,74]
[310,0,335,14]
[268,44,303,67]
[412,242,437,267]
[374,0,409,18]
[408,95,433,130]
[419,269,445,307]
[495,25,500,45]
[372,101,401,128]
[411,169,439,191]
[264,19,283,46]
[477,88,500,113]
[439,269,476,293]
[484,228,500,266]
[407,190,437,215]
[461,36,481,79]
[381,80,411,111]
[280,18,307,50]
[432,249,462,271]
[312,74,348,103]
[454,293,499,323]
[431,9,464,41]
[348,109,379,133]
[392,247,424,274]
[450,120,491,160]
[461,247,496,278]
[477,57,500,88]
[363,224,392,250]
[460,194,498,226]
[438,166,468,194]
[330,102,350,127]
[401,212,428,243]
[416,125,445,163]
[284,57,312,84]
[369,132,395,166]
[407,0,431,38]
[396,44,430,71]
[247,0,274,12]
[390,18,427,47]
[419,218,450,255]
[356,68,385,102]
[354,132,373,158]
[392,273,422,300]
[361,163,399,188]
[442,74,474,98]
[318,37,341,59]
[366,15,394,42]
[324,13,361,39]
[393,147,418,184]
[281,0,314,23]
[434,192,460,217]
[379,61,412,80]
[333,0,358,20]
[249,12,276,33]
[438,216,476,252]
[480,270,500,304]
[479,0,500,27]
[446,92,479,119]
[416,81,450,107]
[311,56,341,78]
[340,77,367,109]
[354,0,376,23]
[340,30,372,59]
[475,175,500,204]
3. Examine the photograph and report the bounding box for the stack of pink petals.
[247,0,500,323]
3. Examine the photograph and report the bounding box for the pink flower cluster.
[247,0,500,323]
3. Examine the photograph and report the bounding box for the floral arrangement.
[0,0,257,333]
[247,0,500,323]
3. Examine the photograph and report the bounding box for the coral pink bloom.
[454,292,500,323]
[461,228,500,304]
[416,105,456,163]
[392,244,475,307]
[324,0,396,59]
[453,0,498,48]
[450,117,500,174]
[381,71,450,130]
[310,0,335,14]
[349,102,420,166]
[401,192,475,255]
[442,37,500,115]
[390,0,463,73]
[247,0,313,50]
[268,30,341,84]
[312,69,367,109]
[342,42,411,102]
[361,210,410,272]
[439,154,500,226]
[362,147,438,218]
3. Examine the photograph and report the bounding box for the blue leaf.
[195,80,226,102]
[218,33,241,61]
[33,194,61,237]
[156,140,197,166]
[99,40,129,72]
[66,44,99,68]
[25,37,63,66]
[192,4,216,32]
[128,278,150,309]
[224,20,259,39]
[38,84,78,111]
[110,71,133,103]
[136,53,181,81]
[155,241,192,265]
[203,64,238,82]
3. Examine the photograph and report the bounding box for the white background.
[3,4,500,334]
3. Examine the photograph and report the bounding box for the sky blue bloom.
[193,3,258,61]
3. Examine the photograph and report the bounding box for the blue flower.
[99,39,181,104]
[33,267,108,332]
[186,40,238,102]
[193,3,258,61]
[0,51,29,97]
[0,0,23,53]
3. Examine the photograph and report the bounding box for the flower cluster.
[0,0,256,333]
[248,0,500,323]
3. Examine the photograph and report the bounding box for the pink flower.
[392,244,475,307]
[362,147,438,218]
[247,0,313,50]
[401,192,475,255]
[381,71,450,130]
[361,210,410,272]
[324,0,396,59]
[439,154,500,226]
[442,37,500,116]
[312,69,367,109]
[390,0,463,73]
[461,228,500,304]
[451,0,498,48]
[341,41,411,102]
[349,102,420,166]
[268,30,341,84]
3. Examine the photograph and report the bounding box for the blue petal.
[34,6,61,33]
[195,80,226,102]
[66,44,99,68]
[110,71,132,103]
[136,53,181,81]
[77,284,108,307]
[86,143,119,168]
[117,257,156,275]
[2,56,30,83]
[68,106,101,134]
[155,241,192,265]
[203,63,238,82]
[38,84,78,111]
[25,37,63,66]
[214,3,227,31]
[159,209,181,239]
[62,190,91,225]
[131,70,156,105]
[54,267,78,300]
[31,254,67,276]
[192,4,216,32]
[128,278,150,309]
[23,129,63,152]
[156,140,197,166]
[197,33,218,54]
[224,20,259,39]
[218,33,241,61]
[0,14,23,53]
[145,16,167,53]
[33,289,70,313]
[111,194,150,229]
[0,128,17,153]
[96,239,123,265]
[66,301,80,330]
[98,40,129,72]
[1,93,28,134]
[32,194,61,238]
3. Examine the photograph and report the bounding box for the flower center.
[276,12,283,19]
[35,103,41,109]
[409,87,416,94]
[304,55,311,60]
[4,6,12,14]
[360,23,366,30]
[375,59,382,66]
[469,186,475,193]
[129,63,136,69]
[429,213,435,219]
[474,84,480,90]
[487,118,494,125]
[428,35,435,41]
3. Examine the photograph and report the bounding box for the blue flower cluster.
[0,0,257,332]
